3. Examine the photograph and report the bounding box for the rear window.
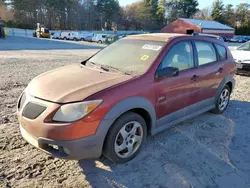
[195,41,217,66]
[215,44,227,60]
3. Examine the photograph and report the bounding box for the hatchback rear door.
[193,40,228,105]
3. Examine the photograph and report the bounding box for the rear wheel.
[64,37,67,40]
[98,40,102,44]
[212,85,231,114]
[103,112,147,163]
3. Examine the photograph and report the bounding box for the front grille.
[22,102,46,119]
[242,63,250,70]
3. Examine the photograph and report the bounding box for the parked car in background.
[228,36,239,43]
[92,34,112,43]
[105,34,126,44]
[222,36,232,42]
[235,36,247,43]
[51,32,61,39]
[68,32,92,41]
[60,31,71,40]
[17,33,236,163]
[84,35,94,42]
[231,41,250,74]
[68,31,80,41]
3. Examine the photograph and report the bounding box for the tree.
[211,0,225,23]
[193,7,212,20]
[0,1,13,21]
[165,0,199,22]
[156,0,166,28]
[96,0,120,30]
[235,3,250,26]
[235,3,250,35]
[180,0,199,18]
[224,4,235,27]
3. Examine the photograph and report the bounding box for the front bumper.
[20,125,102,160]
[236,63,250,73]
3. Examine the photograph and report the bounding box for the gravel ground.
[0,37,250,188]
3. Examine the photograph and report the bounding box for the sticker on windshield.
[140,55,149,61]
[142,44,162,51]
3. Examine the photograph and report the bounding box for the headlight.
[53,100,102,122]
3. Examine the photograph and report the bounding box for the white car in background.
[92,34,112,43]
[51,32,61,39]
[231,41,250,74]
[61,31,92,41]
[60,31,71,40]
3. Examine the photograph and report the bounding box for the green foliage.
[211,0,225,23]
[4,0,250,36]
[166,0,199,22]
[224,4,234,27]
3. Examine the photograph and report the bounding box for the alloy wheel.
[219,88,230,111]
[114,121,143,158]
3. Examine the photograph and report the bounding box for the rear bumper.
[20,125,102,160]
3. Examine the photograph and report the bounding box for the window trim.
[193,40,218,67]
[156,40,196,76]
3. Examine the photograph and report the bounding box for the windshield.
[86,39,165,75]
[237,42,250,51]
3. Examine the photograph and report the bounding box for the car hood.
[28,64,133,103]
[231,50,250,64]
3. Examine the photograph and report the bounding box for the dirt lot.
[0,37,250,188]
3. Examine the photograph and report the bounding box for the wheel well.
[102,108,152,153]
[129,108,152,136]
[226,82,233,93]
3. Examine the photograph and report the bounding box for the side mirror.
[156,67,179,79]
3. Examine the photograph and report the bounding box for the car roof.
[125,33,189,42]
[125,33,187,42]
[124,33,227,47]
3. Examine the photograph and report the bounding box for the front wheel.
[212,85,231,114]
[103,112,147,163]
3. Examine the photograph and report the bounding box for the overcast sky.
[119,0,250,8]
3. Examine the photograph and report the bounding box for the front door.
[155,41,200,126]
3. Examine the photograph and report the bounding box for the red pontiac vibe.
[17,33,236,163]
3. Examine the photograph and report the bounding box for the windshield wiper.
[86,62,133,75]
[100,65,123,73]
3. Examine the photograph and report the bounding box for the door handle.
[218,68,223,73]
[191,75,199,82]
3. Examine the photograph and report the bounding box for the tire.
[73,37,77,41]
[211,85,231,114]
[103,112,147,163]
[98,40,102,44]
[64,37,67,40]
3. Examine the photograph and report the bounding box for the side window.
[195,41,217,66]
[215,44,227,60]
[161,41,194,71]
[102,35,106,38]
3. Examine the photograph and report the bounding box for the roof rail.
[191,32,224,42]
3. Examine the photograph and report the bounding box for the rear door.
[193,40,228,104]
[155,41,200,125]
